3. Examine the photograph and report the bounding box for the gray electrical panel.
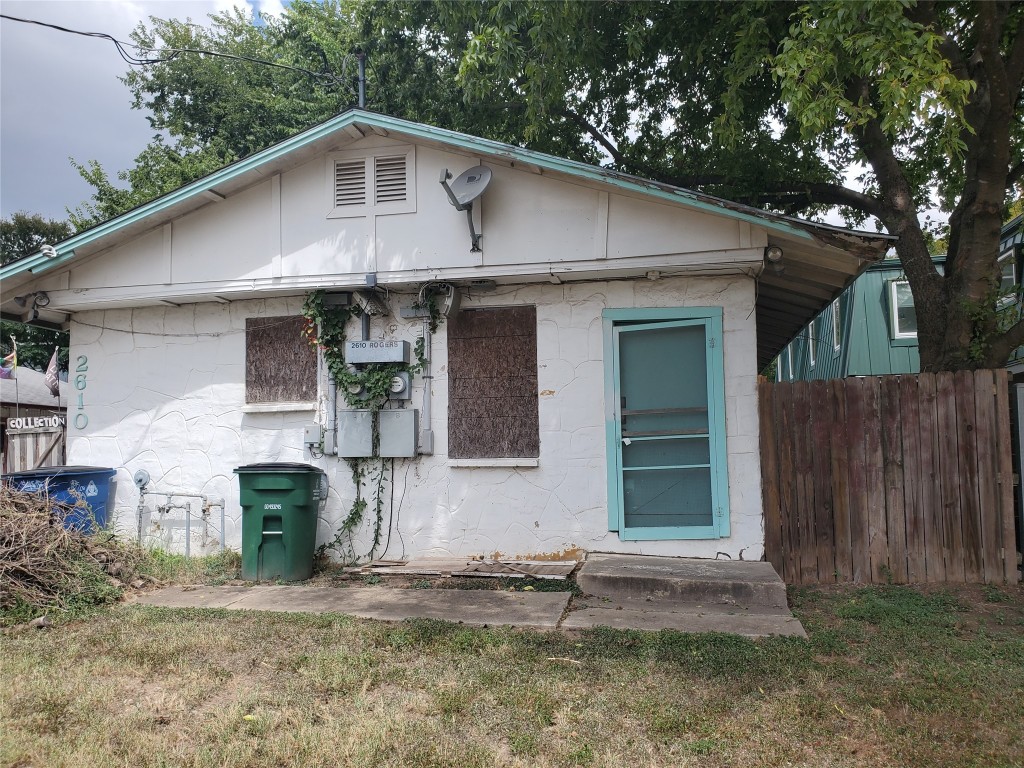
[379,409,418,458]
[337,410,373,457]
[345,339,410,364]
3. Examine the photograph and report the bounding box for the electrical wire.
[0,13,349,86]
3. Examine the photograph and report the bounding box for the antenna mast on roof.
[355,49,366,108]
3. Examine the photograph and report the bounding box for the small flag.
[45,347,60,397]
[0,340,16,380]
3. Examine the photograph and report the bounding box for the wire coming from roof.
[0,13,350,87]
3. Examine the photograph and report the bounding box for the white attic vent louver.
[334,159,366,207]
[374,154,407,204]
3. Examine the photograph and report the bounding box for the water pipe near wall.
[136,486,225,553]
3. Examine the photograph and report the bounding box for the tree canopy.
[73,0,1024,372]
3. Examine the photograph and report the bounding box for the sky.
[0,0,284,221]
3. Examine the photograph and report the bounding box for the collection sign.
[7,416,64,430]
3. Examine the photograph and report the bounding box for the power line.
[0,13,349,87]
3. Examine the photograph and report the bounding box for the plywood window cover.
[447,305,540,459]
[245,316,317,404]
[327,145,416,219]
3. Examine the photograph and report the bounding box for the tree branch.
[560,107,627,167]
[561,105,886,219]
[904,1,970,82]
[987,316,1024,364]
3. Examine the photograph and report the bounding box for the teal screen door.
[604,309,729,540]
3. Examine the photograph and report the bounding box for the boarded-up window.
[448,306,539,458]
[245,316,317,403]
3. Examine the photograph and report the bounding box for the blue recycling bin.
[4,465,117,532]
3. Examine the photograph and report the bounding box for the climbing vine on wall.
[301,289,433,563]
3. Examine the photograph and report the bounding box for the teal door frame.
[602,307,730,540]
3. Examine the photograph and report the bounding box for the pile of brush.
[0,485,153,613]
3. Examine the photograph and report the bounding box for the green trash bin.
[233,463,326,582]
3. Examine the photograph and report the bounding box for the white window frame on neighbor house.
[807,325,816,368]
[998,247,1018,307]
[889,279,918,339]
[831,298,842,352]
[787,345,794,380]
[325,144,416,219]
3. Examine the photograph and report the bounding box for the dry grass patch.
[2,583,1022,767]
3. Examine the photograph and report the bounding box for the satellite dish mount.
[440,165,492,252]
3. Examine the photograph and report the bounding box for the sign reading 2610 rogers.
[7,416,65,430]
[344,339,410,364]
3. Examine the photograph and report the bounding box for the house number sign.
[73,355,88,429]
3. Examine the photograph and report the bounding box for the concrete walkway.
[137,584,571,630]
[136,554,807,638]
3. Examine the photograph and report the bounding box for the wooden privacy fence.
[759,370,1018,584]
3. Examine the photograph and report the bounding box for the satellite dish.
[440,166,492,252]
[449,166,492,207]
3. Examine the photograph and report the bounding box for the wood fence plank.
[829,379,853,581]
[955,371,983,581]
[936,372,965,581]
[913,374,942,581]
[846,377,871,582]
[864,378,888,582]
[993,370,1018,583]
[900,375,926,582]
[792,381,817,584]
[880,377,907,582]
[759,378,785,578]
[811,382,836,582]
[974,370,1001,582]
[776,383,799,583]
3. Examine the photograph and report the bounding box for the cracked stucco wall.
[67,274,764,561]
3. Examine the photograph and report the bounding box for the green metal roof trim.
[1,109,891,281]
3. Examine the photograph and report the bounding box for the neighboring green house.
[775,256,942,382]
[776,216,1023,381]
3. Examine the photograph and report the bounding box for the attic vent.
[334,159,366,207]
[374,154,407,204]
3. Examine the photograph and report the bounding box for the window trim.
[326,144,416,219]
[889,279,918,339]
[807,325,816,368]
[787,345,794,380]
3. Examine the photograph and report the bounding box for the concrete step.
[576,554,790,610]
[562,597,806,638]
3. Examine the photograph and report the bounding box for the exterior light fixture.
[764,245,785,275]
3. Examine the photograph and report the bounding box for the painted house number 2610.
[74,355,88,429]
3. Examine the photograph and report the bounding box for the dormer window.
[327,145,416,218]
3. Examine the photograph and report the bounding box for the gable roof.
[0,108,895,367]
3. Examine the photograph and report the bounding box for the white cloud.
[0,0,268,220]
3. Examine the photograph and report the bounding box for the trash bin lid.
[3,465,116,480]
[233,462,322,474]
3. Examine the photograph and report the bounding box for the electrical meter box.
[379,410,418,457]
[337,410,373,457]
[345,339,410,364]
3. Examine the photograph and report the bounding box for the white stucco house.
[0,109,892,562]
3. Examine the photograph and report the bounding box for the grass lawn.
[2,582,1022,768]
